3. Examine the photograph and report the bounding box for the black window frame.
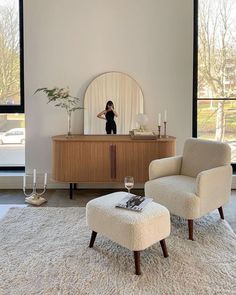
[0,0,25,170]
[193,0,236,173]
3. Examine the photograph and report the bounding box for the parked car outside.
[0,128,25,144]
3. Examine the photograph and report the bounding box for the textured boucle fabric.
[181,138,231,178]
[0,207,235,295]
[196,165,232,215]
[149,155,182,180]
[145,175,201,219]
[145,138,232,220]
[86,192,170,251]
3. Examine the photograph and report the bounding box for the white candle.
[33,169,36,184]
[23,175,26,188]
[44,173,47,186]
[158,113,161,126]
[164,110,167,122]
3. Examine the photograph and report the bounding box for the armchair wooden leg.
[188,219,194,241]
[218,207,224,220]
[134,251,141,275]
[160,239,169,257]
[89,231,97,248]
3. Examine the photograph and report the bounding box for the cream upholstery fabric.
[145,138,232,220]
[149,156,182,180]
[145,175,200,219]
[181,138,231,178]
[196,165,232,215]
[86,192,170,251]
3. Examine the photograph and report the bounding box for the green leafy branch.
[34,87,84,113]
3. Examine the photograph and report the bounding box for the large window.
[194,0,236,168]
[0,0,24,168]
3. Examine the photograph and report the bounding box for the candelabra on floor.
[23,169,47,206]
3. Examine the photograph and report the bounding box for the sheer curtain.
[84,72,144,134]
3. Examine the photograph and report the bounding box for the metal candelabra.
[23,169,47,206]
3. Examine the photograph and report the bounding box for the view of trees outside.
[0,0,20,105]
[0,0,24,166]
[197,0,236,163]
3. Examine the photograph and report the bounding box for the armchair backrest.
[181,138,231,178]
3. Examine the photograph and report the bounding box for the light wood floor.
[0,189,235,233]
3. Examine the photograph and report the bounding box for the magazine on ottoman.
[115,195,153,212]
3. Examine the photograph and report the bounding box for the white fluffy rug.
[0,207,235,295]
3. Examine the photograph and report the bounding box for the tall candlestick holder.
[23,173,47,206]
[164,121,167,137]
[157,125,161,138]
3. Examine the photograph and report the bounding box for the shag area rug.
[0,207,235,295]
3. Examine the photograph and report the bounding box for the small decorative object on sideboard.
[136,113,148,132]
[23,169,47,206]
[164,110,167,137]
[157,110,168,138]
[130,130,156,140]
[157,112,161,138]
[34,87,83,136]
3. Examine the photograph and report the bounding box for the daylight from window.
[0,114,25,166]
[197,0,236,163]
[0,0,20,106]
[0,0,24,167]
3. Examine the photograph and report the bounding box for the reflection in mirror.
[84,72,144,134]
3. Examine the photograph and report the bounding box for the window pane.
[198,0,236,99]
[197,100,236,163]
[0,0,20,105]
[0,114,25,166]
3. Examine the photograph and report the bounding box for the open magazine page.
[115,194,153,212]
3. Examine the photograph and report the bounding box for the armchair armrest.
[196,165,232,213]
[149,156,182,180]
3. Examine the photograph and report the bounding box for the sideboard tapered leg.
[69,183,73,199]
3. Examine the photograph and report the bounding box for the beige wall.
[24,0,193,184]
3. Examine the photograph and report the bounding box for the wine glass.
[124,176,134,196]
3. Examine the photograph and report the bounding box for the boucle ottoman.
[86,192,170,275]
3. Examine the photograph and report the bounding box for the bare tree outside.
[0,0,24,167]
[0,0,20,105]
[198,0,236,162]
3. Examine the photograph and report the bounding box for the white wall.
[24,0,193,185]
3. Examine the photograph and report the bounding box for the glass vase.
[67,111,72,136]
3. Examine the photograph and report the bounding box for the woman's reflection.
[97,100,118,134]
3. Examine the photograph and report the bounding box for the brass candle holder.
[164,121,167,137]
[157,125,161,138]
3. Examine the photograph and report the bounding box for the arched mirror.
[84,72,144,134]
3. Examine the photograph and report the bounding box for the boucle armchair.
[145,138,232,240]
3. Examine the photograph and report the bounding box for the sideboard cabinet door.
[115,142,156,182]
[53,141,111,182]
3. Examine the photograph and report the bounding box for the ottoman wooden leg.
[188,219,194,241]
[134,251,141,275]
[89,231,97,248]
[218,206,224,219]
[160,239,169,258]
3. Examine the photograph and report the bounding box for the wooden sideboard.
[52,135,176,198]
